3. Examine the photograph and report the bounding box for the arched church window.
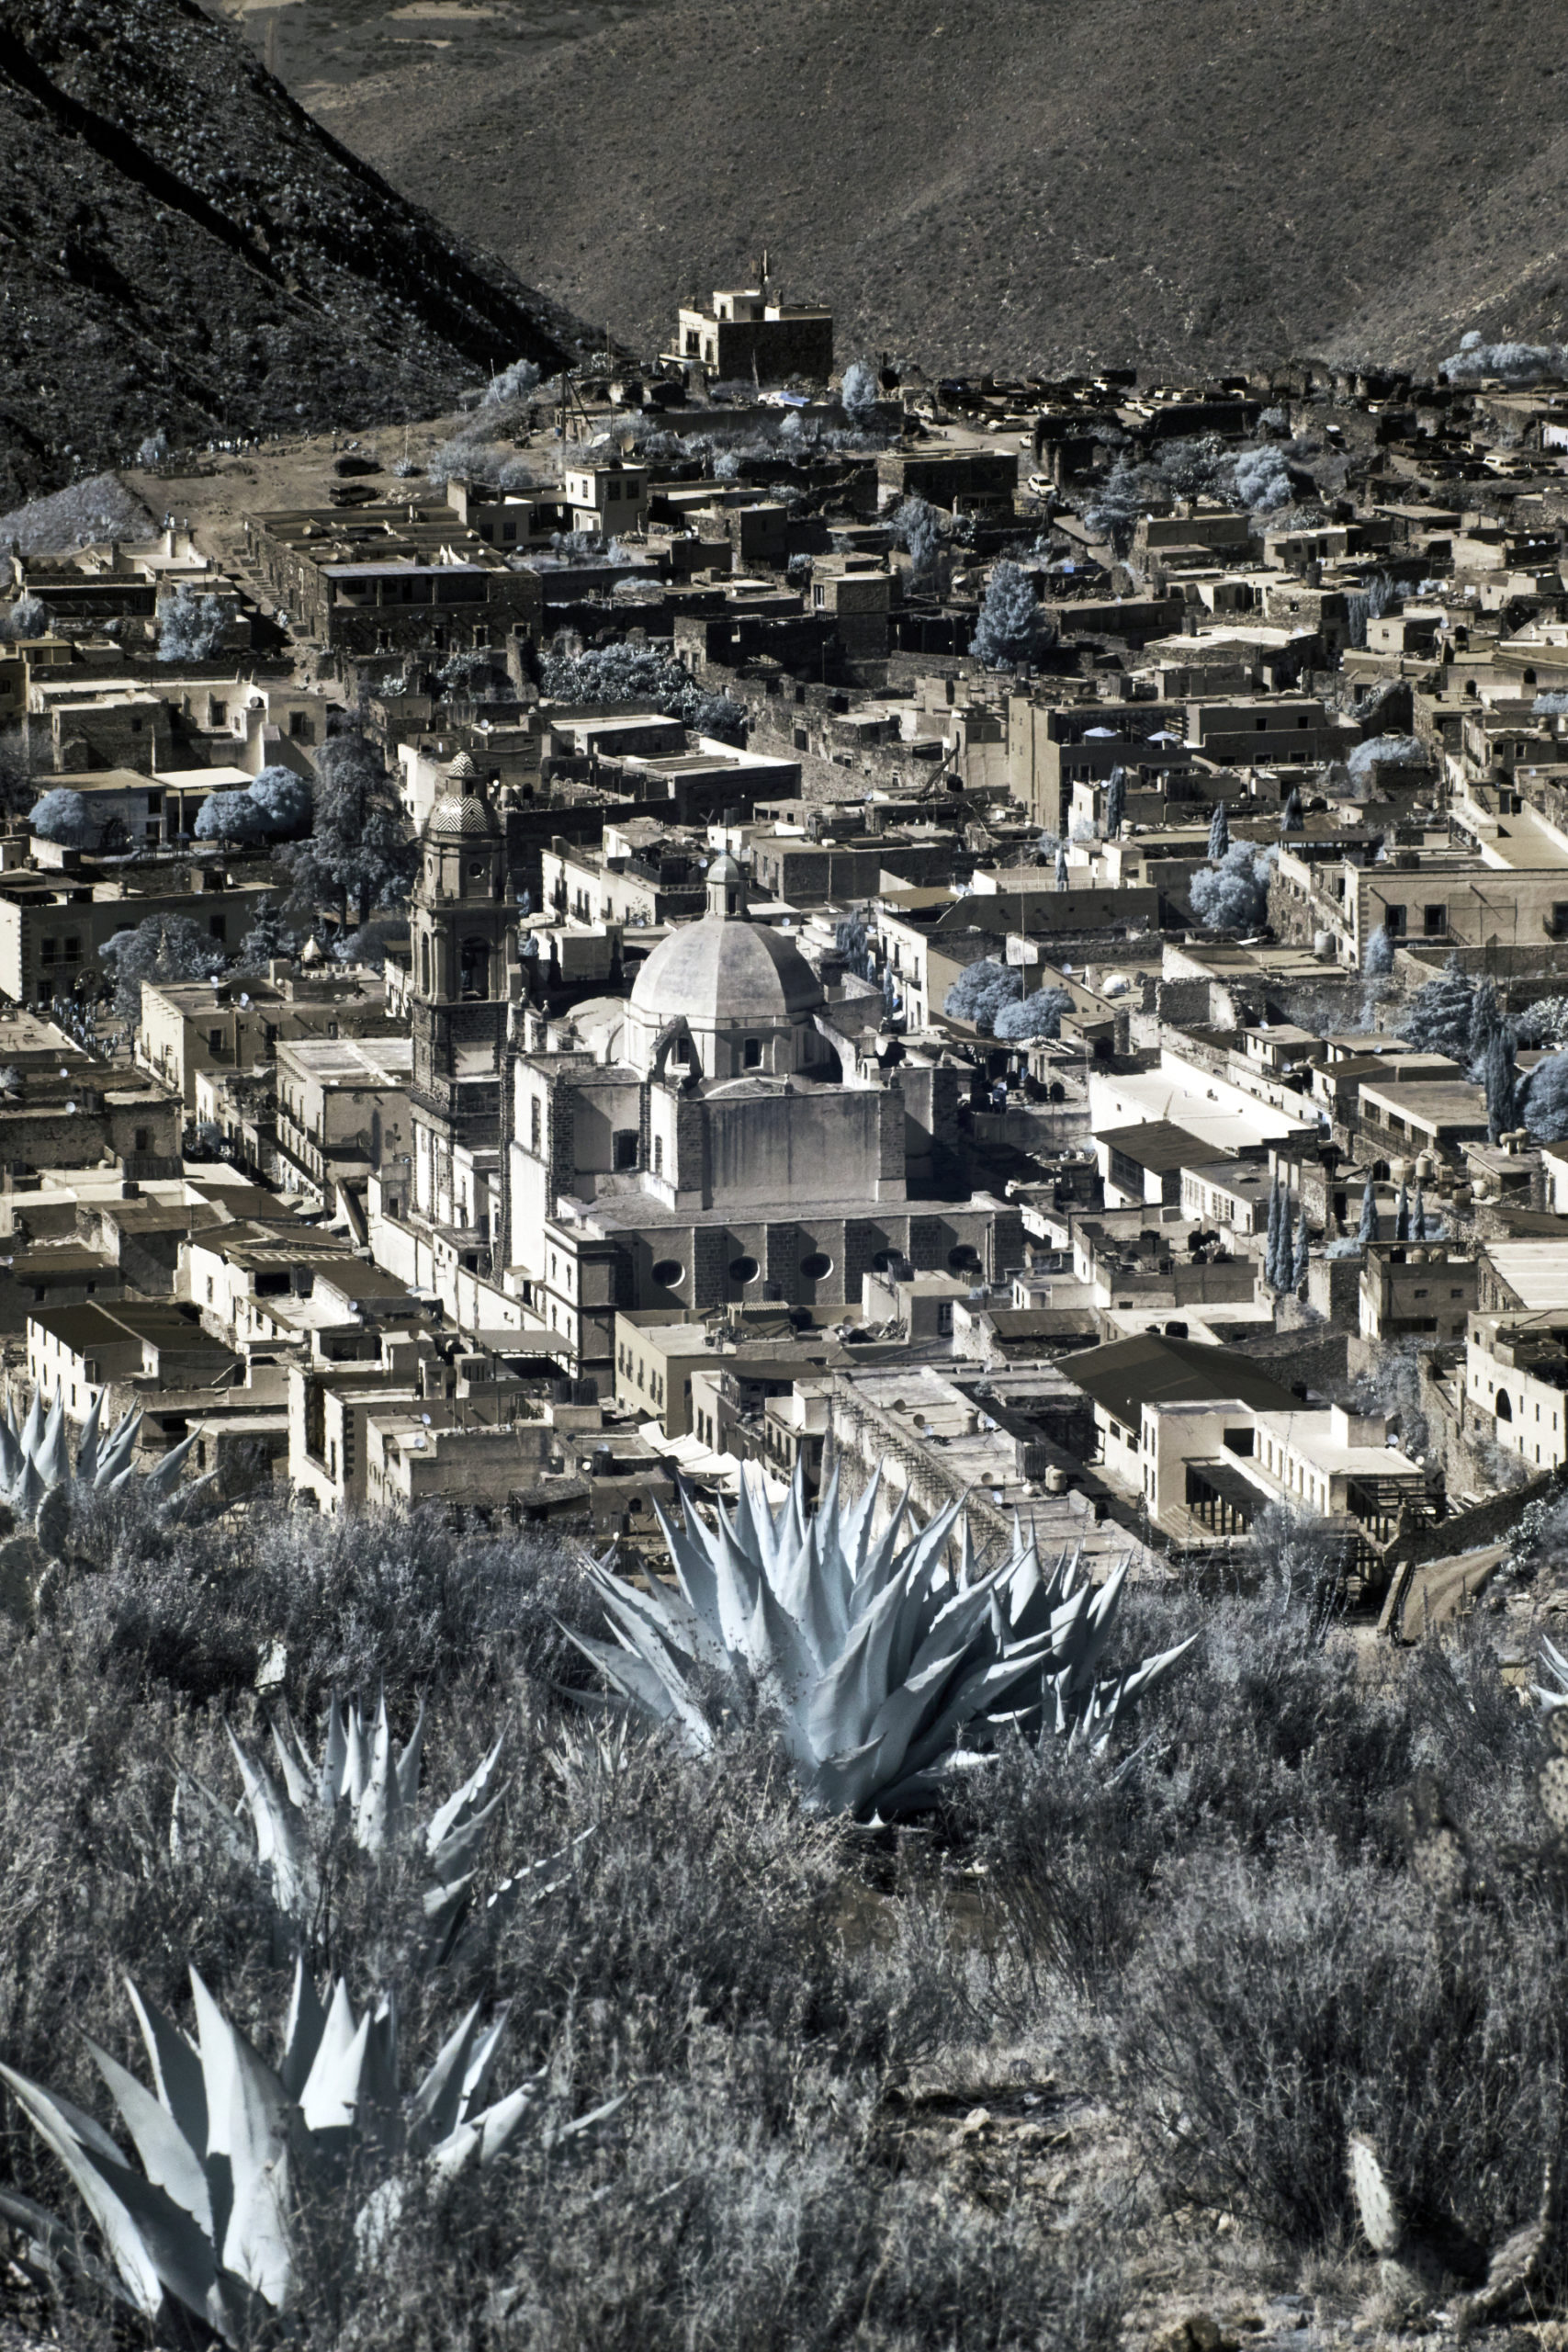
[421,935,431,995]
[460,937,489,999]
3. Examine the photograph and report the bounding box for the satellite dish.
[421,1412,432,1425]
[240,993,251,1008]
[64,1101,76,1115]
[414,1433,427,1449]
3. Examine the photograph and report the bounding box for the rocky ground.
[303,0,1568,380]
[0,0,593,509]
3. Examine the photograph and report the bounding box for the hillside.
[0,0,586,509]
[316,0,1568,380]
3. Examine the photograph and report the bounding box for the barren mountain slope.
[0,0,585,508]
[319,0,1568,378]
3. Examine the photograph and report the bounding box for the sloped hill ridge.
[321,0,1568,379]
[0,0,582,508]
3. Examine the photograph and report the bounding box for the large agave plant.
[177,1694,511,1960]
[0,1383,211,1519]
[570,1464,1193,1816]
[0,1962,622,2343]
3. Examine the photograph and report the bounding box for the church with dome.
[501,848,1015,1386]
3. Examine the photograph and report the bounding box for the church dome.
[447,750,479,782]
[630,914,822,1026]
[425,788,500,839]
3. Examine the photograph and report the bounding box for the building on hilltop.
[670,284,833,384]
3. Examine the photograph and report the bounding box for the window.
[460,937,489,999]
[211,701,228,727]
[653,1136,664,1175]
[40,939,55,966]
[209,916,226,944]
[1423,904,1447,936]
[743,1038,762,1069]
[530,1097,543,1155]
[134,1127,149,1153]
[613,1128,639,1171]
[289,710,311,741]
[1384,905,1407,936]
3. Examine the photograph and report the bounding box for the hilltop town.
[15,229,1568,2352]
[0,294,1563,1641]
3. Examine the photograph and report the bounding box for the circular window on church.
[728,1254,760,1283]
[800,1250,833,1281]
[651,1258,684,1289]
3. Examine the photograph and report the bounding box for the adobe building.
[670,286,833,383]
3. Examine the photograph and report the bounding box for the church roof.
[630,912,822,1025]
[425,789,499,839]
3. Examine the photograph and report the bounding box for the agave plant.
[0,1961,623,2342]
[570,1463,1193,1816]
[0,1383,210,1519]
[176,1694,511,1960]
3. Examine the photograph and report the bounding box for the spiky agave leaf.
[215,1697,530,1967]
[0,1383,220,1528]
[570,1464,1194,1817]
[3,1961,615,2344]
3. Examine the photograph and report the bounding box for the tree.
[157,591,230,662]
[1348,733,1427,780]
[840,361,879,425]
[0,593,47,642]
[194,789,272,843]
[1517,995,1568,1047]
[236,899,299,971]
[1357,1174,1376,1246]
[1233,445,1292,511]
[1362,925,1394,978]
[1399,956,1474,1059]
[1190,842,1271,933]
[1055,841,1069,891]
[281,732,413,928]
[1280,786,1304,834]
[1518,1050,1568,1143]
[246,764,313,836]
[1104,767,1127,838]
[1207,801,1230,860]
[100,913,227,1023]
[1266,1179,1283,1285]
[482,356,542,407]
[686,692,748,748]
[993,987,1073,1042]
[893,495,943,581]
[1292,1203,1309,1290]
[1483,1023,1517,1144]
[195,763,312,844]
[942,957,1018,1034]
[28,787,95,847]
[1468,978,1502,1068]
[970,561,1040,669]
[1393,1177,1410,1242]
